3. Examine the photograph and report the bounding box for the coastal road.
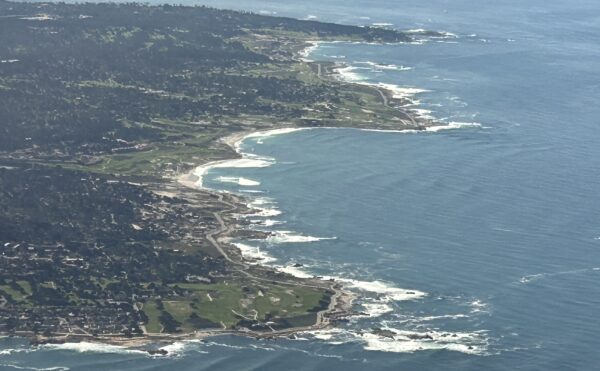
[199,190,344,331]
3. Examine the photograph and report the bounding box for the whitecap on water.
[334,65,368,82]
[183,155,274,189]
[233,242,277,264]
[424,122,482,132]
[470,299,489,314]
[158,339,205,357]
[0,364,70,371]
[267,230,336,244]
[276,264,314,279]
[359,329,486,354]
[245,197,282,218]
[249,218,284,227]
[354,61,413,71]
[215,176,260,187]
[41,342,147,356]
[331,278,426,302]
[306,327,488,355]
[518,267,600,285]
[361,302,394,317]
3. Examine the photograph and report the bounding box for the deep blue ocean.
[3,0,600,370]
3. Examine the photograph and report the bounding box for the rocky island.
[0,0,439,351]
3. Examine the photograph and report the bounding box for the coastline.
[154,37,472,350]
[16,33,447,356]
[174,126,357,338]
[0,1,504,362]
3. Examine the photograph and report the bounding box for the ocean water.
[3,0,600,370]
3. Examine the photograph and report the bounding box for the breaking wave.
[215,176,260,186]
[308,326,488,355]
[267,230,337,244]
[41,342,147,356]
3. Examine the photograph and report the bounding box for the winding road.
[198,190,344,334]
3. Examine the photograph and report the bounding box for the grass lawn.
[156,280,330,331]
[142,300,163,333]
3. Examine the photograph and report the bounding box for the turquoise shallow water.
[3,0,600,369]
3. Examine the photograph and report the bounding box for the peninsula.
[0,0,437,351]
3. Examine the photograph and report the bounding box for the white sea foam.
[409,108,435,120]
[158,339,203,356]
[20,14,55,21]
[375,83,430,100]
[158,342,186,355]
[470,300,489,313]
[277,264,314,278]
[309,328,350,345]
[442,31,458,38]
[359,329,485,354]
[372,22,393,27]
[249,218,283,227]
[519,274,544,284]
[405,29,457,39]
[240,127,308,147]
[412,314,470,322]
[204,340,249,350]
[518,267,600,284]
[307,327,487,354]
[0,364,69,371]
[41,342,147,355]
[233,242,277,264]
[424,122,482,132]
[359,128,421,134]
[267,230,336,244]
[334,65,368,82]
[247,197,272,206]
[355,61,413,71]
[362,302,394,317]
[186,155,274,189]
[215,176,260,186]
[331,278,426,302]
[247,207,282,217]
[0,348,32,356]
[245,197,282,217]
[299,41,320,62]
[405,28,428,33]
[263,219,283,226]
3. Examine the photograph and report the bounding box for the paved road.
[201,191,343,332]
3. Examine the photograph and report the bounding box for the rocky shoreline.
[11,33,433,356]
